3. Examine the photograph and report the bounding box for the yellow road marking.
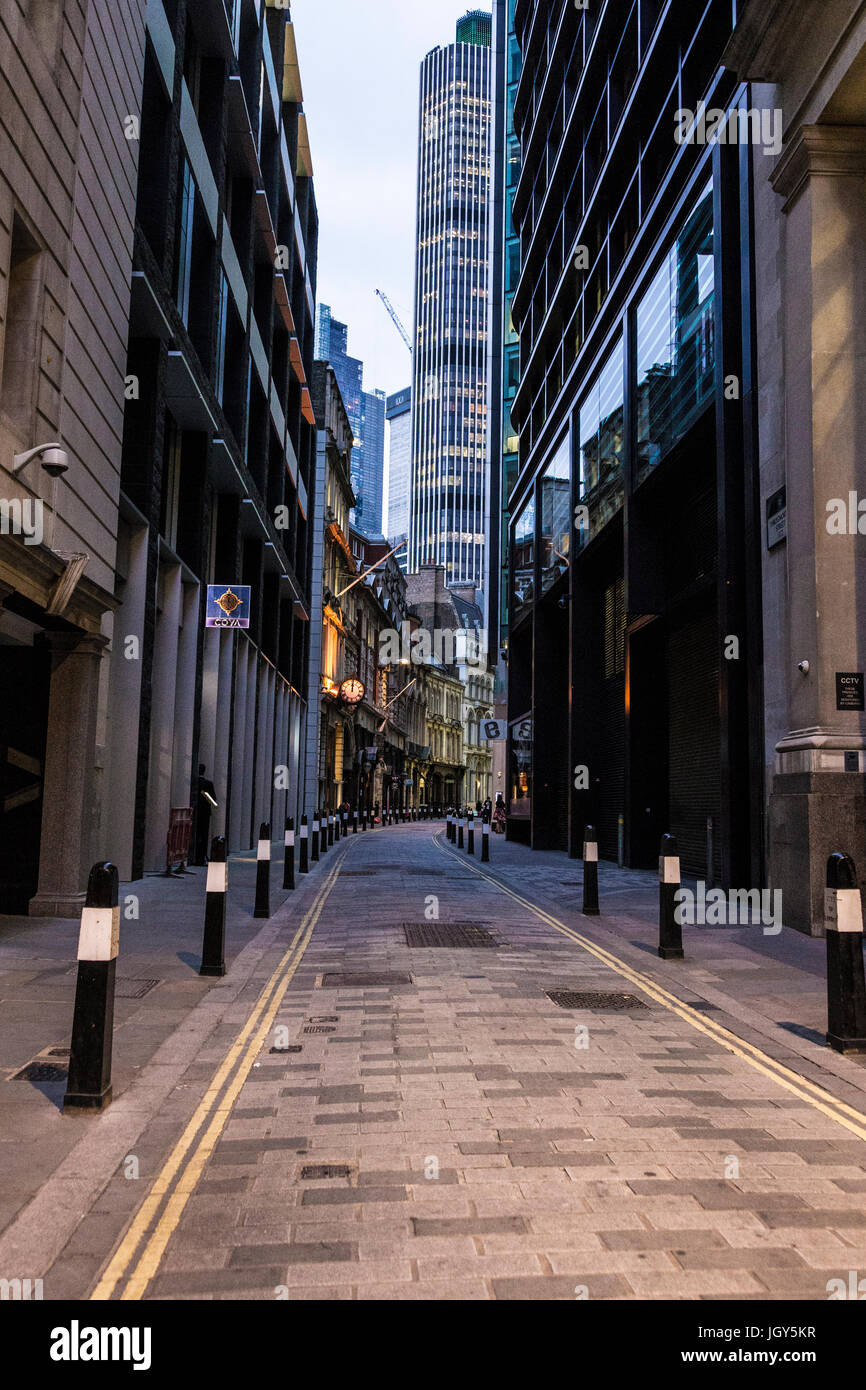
[92,857,344,1301]
[434,832,866,1144]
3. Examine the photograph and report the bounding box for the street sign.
[837,673,865,712]
[206,585,251,629]
[766,486,787,550]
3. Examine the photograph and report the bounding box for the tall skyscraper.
[315,304,385,536]
[386,386,412,572]
[409,12,492,592]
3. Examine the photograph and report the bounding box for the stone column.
[769,126,866,934]
[29,632,109,918]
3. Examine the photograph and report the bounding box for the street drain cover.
[321,972,413,988]
[301,1164,351,1180]
[303,1025,336,1034]
[403,923,498,948]
[12,1062,68,1083]
[309,1016,338,1023]
[115,978,161,999]
[546,990,649,1011]
[270,1045,303,1054]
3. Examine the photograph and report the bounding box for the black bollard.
[658,833,684,960]
[583,825,600,916]
[299,814,310,873]
[311,811,320,861]
[334,811,340,843]
[353,809,358,834]
[201,836,228,976]
[447,809,453,842]
[481,811,490,862]
[458,810,465,850]
[254,822,271,919]
[328,812,335,847]
[467,811,475,855]
[320,811,329,855]
[64,862,119,1112]
[283,817,295,891]
[361,805,367,831]
[826,852,866,1053]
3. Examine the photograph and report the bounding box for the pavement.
[2,821,866,1301]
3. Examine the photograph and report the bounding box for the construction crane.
[375,289,413,355]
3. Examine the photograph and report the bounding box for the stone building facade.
[0,0,147,914]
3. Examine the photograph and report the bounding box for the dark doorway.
[628,618,669,868]
[0,639,50,914]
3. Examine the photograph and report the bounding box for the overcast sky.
[292,0,485,401]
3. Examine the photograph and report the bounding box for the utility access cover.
[545,990,649,1011]
[301,1165,352,1180]
[321,972,413,987]
[403,922,498,949]
[12,1062,68,1083]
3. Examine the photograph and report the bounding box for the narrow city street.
[5,822,866,1303]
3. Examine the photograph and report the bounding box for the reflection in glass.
[636,182,715,483]
[512,497,535,624]
[578,337,625,546]
[540,433,571,594]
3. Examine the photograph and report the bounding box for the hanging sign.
[206,586,251,629]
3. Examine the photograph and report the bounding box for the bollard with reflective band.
[334,811,340,843]
[200,837,228,977]
[320,812,329,855]
[457,811,465,850]
[283,817,295,891]
[481,812,490,862]
[299,815,310,874]
[583,826,600,916]
[658,833,684,960]
[64,863,120,1112]
[467,811,475,856]
[826,853,866,1053]
[254,823,271,919]
[353,809,358,834]
[447,810,454,842]
[328,813,335,847]
[311,812,320,861]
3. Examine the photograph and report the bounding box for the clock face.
[340,678,365,706]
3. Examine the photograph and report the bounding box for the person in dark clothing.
[194,764,217,864]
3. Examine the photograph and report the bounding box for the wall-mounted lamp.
[13,443,69,478]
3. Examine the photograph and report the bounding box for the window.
[1,215,43,434]
[511,496,535,623]
[578,337,625,546]
[215,272,229,404]
[540,433,571,594]
[175,160,196,325]
[636,182,715,483]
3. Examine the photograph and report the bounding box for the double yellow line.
[92,856,344,1301]
[435,832,866,1144]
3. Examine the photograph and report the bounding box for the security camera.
[798,660,810,675]
[12,442,69,477]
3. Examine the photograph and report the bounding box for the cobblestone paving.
[84,824,866,1302]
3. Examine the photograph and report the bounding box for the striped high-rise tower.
[409,11,492,592]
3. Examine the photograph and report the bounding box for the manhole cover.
[303,1025,336,1034]
[270,1045,303,1054]
[301,1164,351,1180]
[12,1062,68,1083]
[115,978,161,999]
[403,923,498,948]
[546,990,649,1011]
[321,972,413,988]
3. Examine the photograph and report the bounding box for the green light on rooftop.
[456,9,492,46]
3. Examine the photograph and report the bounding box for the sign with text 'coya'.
[206,585,252,629]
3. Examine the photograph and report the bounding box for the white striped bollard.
[658,833,684,960]
[201,836,228,977]
[254,822,271,919]
[826,852,866,1053]
[320,811,329,855]
[467,811,475,855]
[311,811,320,861]
[583,825,599,916]
[328,813,334,847]
[481,812,490,862]
[299,815,310,873]
[353,808,358,834]
[458,811,465,850]
[63,862,119,1112]
[283,817,295,891]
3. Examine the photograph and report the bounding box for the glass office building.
[409,12,492,592]
[506,0,764,887]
